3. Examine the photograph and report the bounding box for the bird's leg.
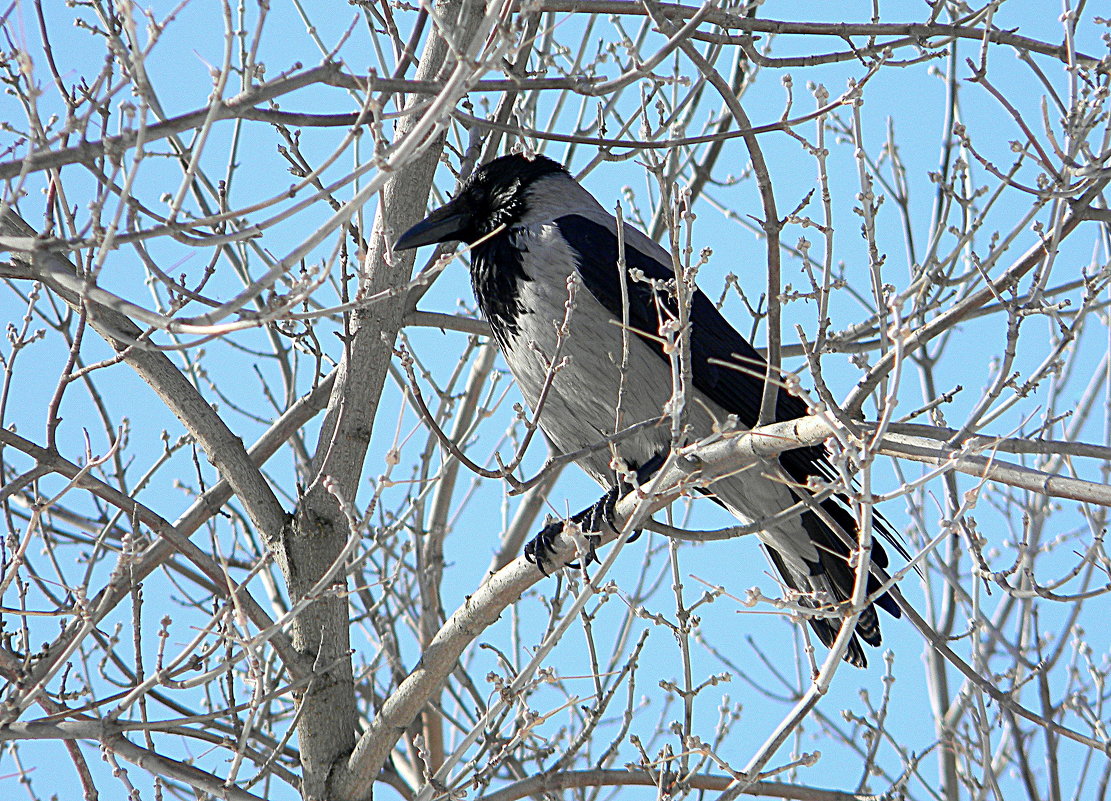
[524,486,622,574]
[523,453,664,574]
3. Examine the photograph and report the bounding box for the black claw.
[524,485,644,575]
[524,520,562,575]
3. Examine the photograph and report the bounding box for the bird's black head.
[394,153,568,250]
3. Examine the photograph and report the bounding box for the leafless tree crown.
[0,2,1109,800]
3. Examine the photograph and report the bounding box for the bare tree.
[1,2,1109,800]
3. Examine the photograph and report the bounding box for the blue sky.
[2,1,1109,799]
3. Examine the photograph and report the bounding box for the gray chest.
[495,225,674,483]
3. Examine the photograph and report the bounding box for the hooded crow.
[395,153,902,667]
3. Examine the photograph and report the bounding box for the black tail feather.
[762,504,902,669]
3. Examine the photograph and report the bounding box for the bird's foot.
[524,487,641,575]
[524,517,599,575]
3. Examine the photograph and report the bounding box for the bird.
[395,152,903,667]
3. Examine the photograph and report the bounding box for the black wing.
[553,215,818,468]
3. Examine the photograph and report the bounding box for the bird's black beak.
[394,200,470,251]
